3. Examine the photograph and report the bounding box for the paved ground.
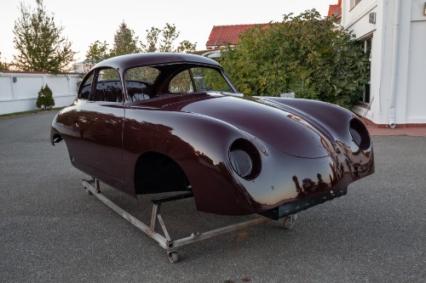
[0,111,425,283]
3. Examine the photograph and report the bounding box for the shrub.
[36,84,55,109]
[220,10,369,108]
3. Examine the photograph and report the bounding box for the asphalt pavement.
[0,111,425,282]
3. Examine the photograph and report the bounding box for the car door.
[61,70,94,171]
[77,67,126,189]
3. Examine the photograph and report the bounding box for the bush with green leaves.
[36,84,55,109]
[220,10,369,108]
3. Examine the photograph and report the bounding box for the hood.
[158,93,333,159]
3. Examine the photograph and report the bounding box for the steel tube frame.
[82,178,274,262]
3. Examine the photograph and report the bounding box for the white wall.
[343,0,426,125]
[405,0,426,123]
[0,72,81,115]
[342,0,385,123]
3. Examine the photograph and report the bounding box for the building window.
[350,0,362,9]
[361,36,372,104]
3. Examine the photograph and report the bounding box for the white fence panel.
[0,77,13,101]
[0,72,81,115]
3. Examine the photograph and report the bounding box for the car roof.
[93,52,221,71]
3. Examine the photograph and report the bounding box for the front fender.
[123,108,257,215]
[259,97,357,143]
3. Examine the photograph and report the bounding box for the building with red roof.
[206,24,269,50]
[328,0,342,20]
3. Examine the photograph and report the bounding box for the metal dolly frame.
[82,178,297,263]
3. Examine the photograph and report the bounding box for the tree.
[142,23,196,53]
[110,22,141,56]
[86,40,110,64]
[87,22,197,58]
[13,0,74,73]
[220,10,369,108]
[36,84,55,109]
[159,23,180,52]
[145,27,161,52]
[177,40,197,53]
[0,52,8,71]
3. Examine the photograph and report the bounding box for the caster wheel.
[280,214,298,230]
[87,190,93,196]
[167,251,179,263]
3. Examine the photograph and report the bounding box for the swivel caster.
[87,190,93,196]
[280,214,298,230]
[167,251,179,263]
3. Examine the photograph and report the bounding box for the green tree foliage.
[145,27,161,52]
[177,40,197,53]
[86,23,196,61]
[220,10,369,108]
[36,84,55,109]
[159,23,180,52]
[110,22,141,56]
[13,0,74,73]
[86,40,110,64]
[143,24,196,53]
[0,52,8,71]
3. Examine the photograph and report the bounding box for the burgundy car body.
[51,53,374,219]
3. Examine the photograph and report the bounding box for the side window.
[125,66,160,102]
[168,70,194,94]
[78,72,94,99]
[90,68,123,102]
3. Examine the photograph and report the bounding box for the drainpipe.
[388,0,401,128]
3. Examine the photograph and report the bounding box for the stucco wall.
[343,0,426,125]
[405,0,426,123]
[0,72,81,115]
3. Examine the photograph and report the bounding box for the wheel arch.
[134,151,191,195]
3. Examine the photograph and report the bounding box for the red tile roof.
[328,0,342,18]
[206,24,269,49]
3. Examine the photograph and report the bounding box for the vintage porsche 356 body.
[51,53,374,219]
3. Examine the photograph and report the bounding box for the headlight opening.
[229,139,261,180]
[349,118,371,150]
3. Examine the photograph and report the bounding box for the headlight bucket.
[229,139,261,180]
[349,118,371,150]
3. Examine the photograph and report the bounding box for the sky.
[0,0,334,62]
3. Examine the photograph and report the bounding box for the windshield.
[168,67,233,94]
[124,64,235,102]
